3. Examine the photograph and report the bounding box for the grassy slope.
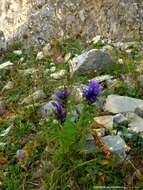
[0,38,143,189]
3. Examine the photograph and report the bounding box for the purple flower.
[51,101,67,123]
[56,55,64,63]
[83,80,100,103]
[54,87,70,100]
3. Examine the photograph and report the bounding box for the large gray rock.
[102,135,127,158]
[0,0,142,48]
[104,95,143,114]
[69,49,114,77]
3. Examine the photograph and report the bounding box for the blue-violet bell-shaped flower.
[51,101,67,123]
[83,80,100,103]
[54,87,70,100]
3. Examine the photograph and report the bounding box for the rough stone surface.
[36,51,44,60]
[50,70,66,79]
[20,90,47,105]
[135,105,143,118]
[94,115,113,129]
[0,30,6,52]
[102,135,127,158]
[0,61,14,70]
[18,68,38,76]
[0,0,142,48]
[71,84,87,102]
[84,139,96,154]
[113,113,128,125]
[70,49,114,77]
[38,101,55,117]
[90,75,114,83]
[104,95,143,114]
[0,125,13,137]
[125,112,143,133]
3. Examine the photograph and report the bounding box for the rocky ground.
[0,36,143,189]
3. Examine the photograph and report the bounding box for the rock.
[20,90,46,105]
[135,106,143,118]
[94,128,105,137]
[69,49,114,77]
[0,61,14,70]
[36,51,44,60]
[70,103,85,123]
[125,112,143,133]
[19,68,38,76]
[106,79,118,88]
[2,81,14,91]
[91,35,101,44]
[38,101,55,117]
[71,84,86,102]
[50,70,66,79]
[92,97,105,110]
[101,135,127,158]
[94,115,113,129]
[42,43,52,57]
[113,113,128,125]
[84,134,96,154]
[90,75,114,83]
[79,9,85,22]
[86,134,94,141]
[13,50,22,56]
[102,45,114,52]
[0,125,12,137]
[0,100,6,115]
[104,95,143,114]
[0,30,6,52]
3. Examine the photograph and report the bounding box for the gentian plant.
[54,87,70,100]
[51,101,67,123]
[83,80,100,103]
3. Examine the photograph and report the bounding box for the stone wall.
[0,0,143,49]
